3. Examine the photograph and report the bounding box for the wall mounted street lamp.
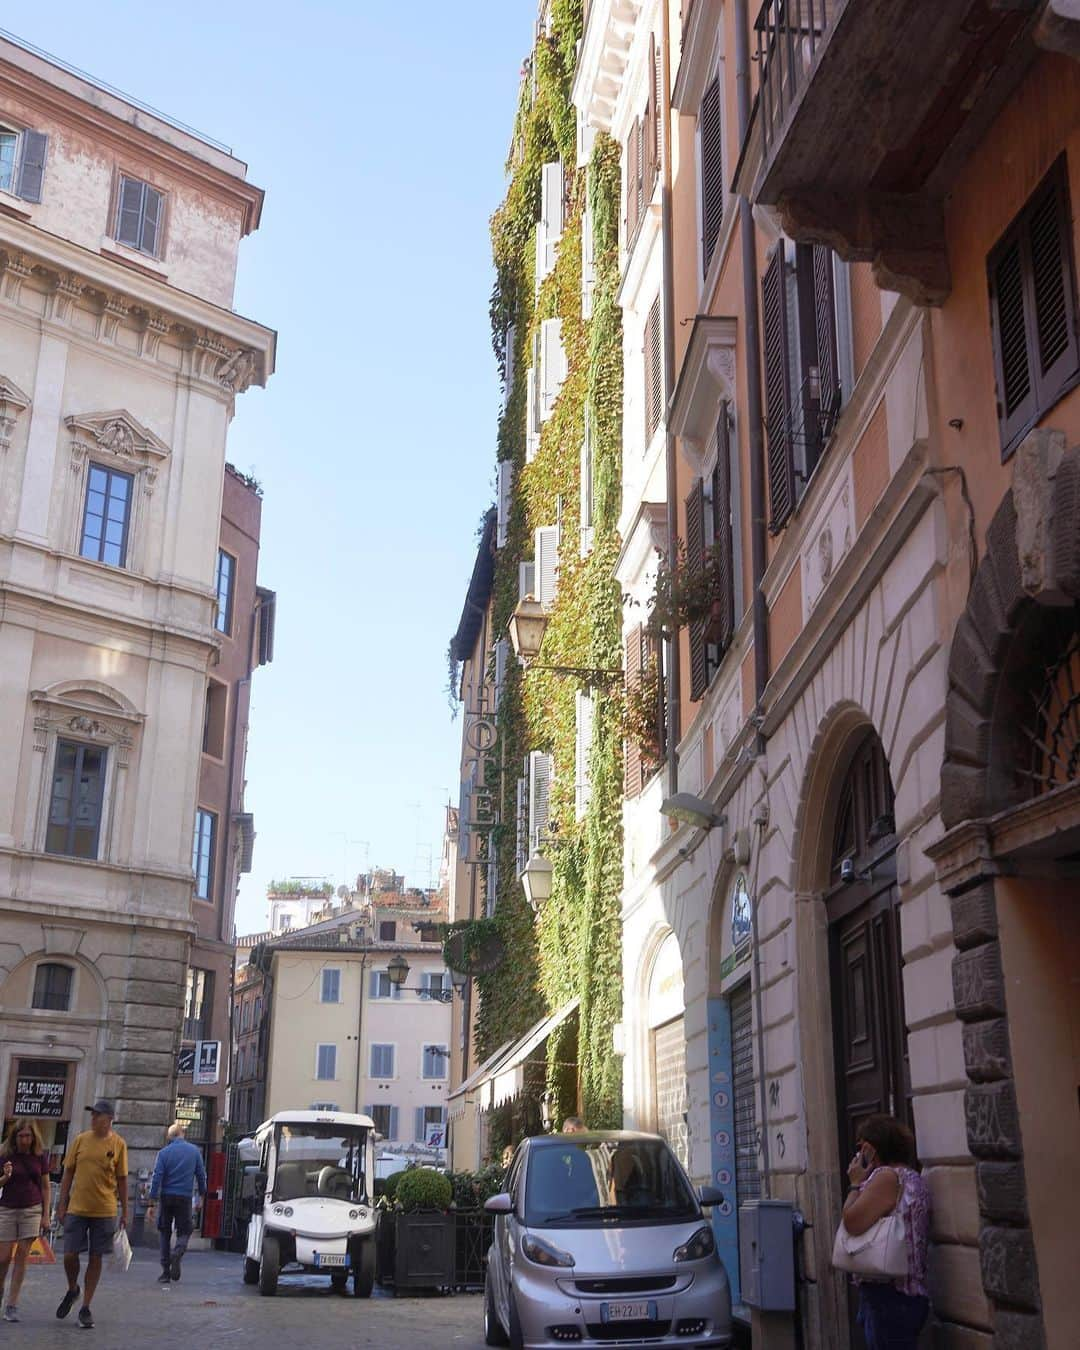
[384,953,458,1002]
[660,792,726,831]
[540,1089,556,1132]
[507,597,622,685]
[520,852,554,912]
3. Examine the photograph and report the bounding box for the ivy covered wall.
[475,0,625,1133]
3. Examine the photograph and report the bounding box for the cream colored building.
[0,32,273,1176]
[260,909,453,1163]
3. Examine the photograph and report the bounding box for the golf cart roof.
[255,1110,375,1133]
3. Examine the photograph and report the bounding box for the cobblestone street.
[4,1251,485,1350]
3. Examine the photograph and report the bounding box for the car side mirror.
[698,1185,724,1208]
[484,1192,513,1214]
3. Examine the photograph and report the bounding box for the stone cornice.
[669,315,738,472]
[573,0,642,133]
[0,216,275,397]
[671,0,723,113]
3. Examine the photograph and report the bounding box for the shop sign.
[193,1041,220,1087]
[176,1046,196,1077]
[13,1076,65,1118]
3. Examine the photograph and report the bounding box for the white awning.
[479,997,580,1110]
[447,1040,514,1120]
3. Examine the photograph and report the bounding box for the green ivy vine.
[474,0,625,1135]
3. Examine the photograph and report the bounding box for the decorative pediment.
[0,374,30,452]
[65,410,170,462]
[669,315,738,475]
[30,683,144,769]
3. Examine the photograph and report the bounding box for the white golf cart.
[243,1110,377,1297]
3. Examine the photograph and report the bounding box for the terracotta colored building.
[178,463,274,1169]
[578,1,1080,1347]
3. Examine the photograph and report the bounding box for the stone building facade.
[579,1,1080,1347]
[0,33,274,1180]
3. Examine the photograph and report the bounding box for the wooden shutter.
[575,689,595,819]
[626,120,640,241]
[712,405,735,651]
[538,160,564,284]
[813,246,841,434]
[503,322,516,406]
[535,525,559,607]
[686,480,708,700]
[515,775,528,874]
[645,295,663,444]
[624,625,644,797]
[519,559,536,600]
[700,75,724,275]
[497,460,513,548]
[540,318,566,420]
[527,751,552,853]
[142,184,164,256]
[415,1107,426,1143]
[389,1106,399,1141]
[762,246,795,530]
[117,176,144,249]
[989,158,1080,455]
[645,33,659,204]
[15,130,47,203]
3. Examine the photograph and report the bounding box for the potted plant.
[647,538,732,645]
[390,1168,455,1294]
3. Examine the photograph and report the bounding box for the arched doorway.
[827,729,911,1170]
[646,932,688,1168]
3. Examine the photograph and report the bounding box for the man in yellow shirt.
[54,1100,128,1331]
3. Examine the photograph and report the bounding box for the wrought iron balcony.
[738,0,1065,305]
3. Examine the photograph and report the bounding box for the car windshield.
[523,1139,699,1227]
[272,1123,368,1203]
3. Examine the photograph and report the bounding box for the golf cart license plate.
[602,1300,652,1321]
[316,1253,348,1268]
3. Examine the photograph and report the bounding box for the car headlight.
[673,1225,715,1263]
[521,1233,575,1268]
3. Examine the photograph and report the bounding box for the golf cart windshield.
[273,1123,368,1203]
[524,1138,699,1227]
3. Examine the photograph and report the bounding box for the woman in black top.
[0,1118,51,1323]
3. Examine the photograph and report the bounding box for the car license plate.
[315,1253,347,1268]
[602,1300,652,1321]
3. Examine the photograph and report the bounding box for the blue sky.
[2,3,531,930]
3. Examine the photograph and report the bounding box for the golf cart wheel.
[259,1233,280,1296]
[484,1266,509,1346]
[351,1237,375,1297]
[243,1257,259,1285]
[330,1271,349,1293]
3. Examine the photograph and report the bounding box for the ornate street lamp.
[520,852,554,912]
[386,953,410,988]
[507,596,549,664]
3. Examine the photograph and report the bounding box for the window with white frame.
[415,1105,447,1145]
[315,1043,337,1080]
[215,549,235,635]
[0,124,47,202]
[192,809,216,902]
[369,970,402,1000]
[422,1044,449,1080]
[370,1043,395,1078]
[115,174,165,257]
[320,968,341,1004]
[79,464,133,568]
[45,740,107,859]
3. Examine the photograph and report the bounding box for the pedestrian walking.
[54,1099,128,1331]
[0,1119,52,1323]
[146,1122,207,1283]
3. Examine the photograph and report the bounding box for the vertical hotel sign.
[458,682,499,869]
[706,997,740,1305]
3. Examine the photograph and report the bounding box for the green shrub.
[395,1167,452,1213]
[382,1170,406,1202]
[447,1164,509,1211]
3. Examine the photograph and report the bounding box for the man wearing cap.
[54,1100,128,1331]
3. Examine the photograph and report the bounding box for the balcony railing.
[754,0,836,155]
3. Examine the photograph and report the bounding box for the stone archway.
[934,431,1080,1347]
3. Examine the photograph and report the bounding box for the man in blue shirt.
[147,1123,207,1283]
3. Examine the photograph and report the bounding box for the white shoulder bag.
[832,1170,908,1280]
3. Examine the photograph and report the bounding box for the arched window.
[32,962,74,1011]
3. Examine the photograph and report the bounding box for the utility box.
[738,1199,795,1311]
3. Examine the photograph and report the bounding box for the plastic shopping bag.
[112,1225,133,1273]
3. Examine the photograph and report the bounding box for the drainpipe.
[736,0,773,1202]
[660,0,680,794]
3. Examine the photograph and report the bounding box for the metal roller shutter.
[652,1016,688,1169]
[730,983,760,1207]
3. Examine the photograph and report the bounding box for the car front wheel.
[484,1266,508,1346]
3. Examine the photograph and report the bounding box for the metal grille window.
[215,549,235,634]
[320,968,341,1004]
[730,982,761,1211]
[370,1043,395,1078]
[652,1017,689,1168]
[46,739,106,859]
[116,174,165,256]
[422,1045,449,1080]
[988,157,1080,458]
[80,464,132,568]
[316,1044,337,1080]
[192,809,216,901]
[32,962,74,1012]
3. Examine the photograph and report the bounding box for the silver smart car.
[483,1131,732,1349]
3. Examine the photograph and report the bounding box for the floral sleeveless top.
[860,1164,931,1297]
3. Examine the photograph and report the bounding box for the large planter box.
[392,1211,455,1293]
[375,1209,396,1287]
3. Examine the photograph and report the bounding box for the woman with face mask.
[841,1113,931,1350]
